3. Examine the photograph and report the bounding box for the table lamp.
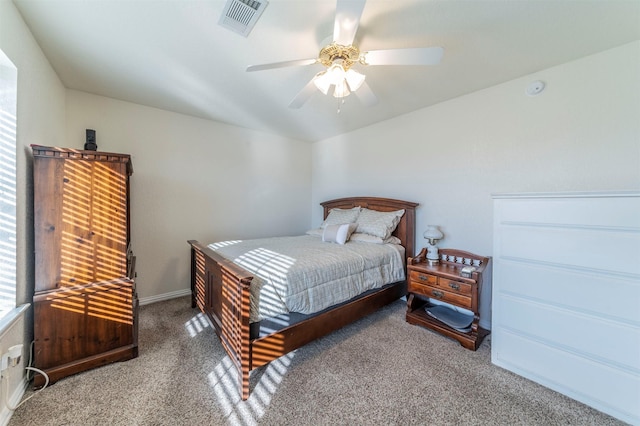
[423,225,444,265]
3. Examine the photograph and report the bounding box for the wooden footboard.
[188,240,253,400]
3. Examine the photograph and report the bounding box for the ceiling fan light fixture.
[326,63,346,84]
[333,80,351,98]
[314,63,359,98]
[313,71,332,95]
[345,69,365,92]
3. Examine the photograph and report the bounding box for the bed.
[188,197,418,400]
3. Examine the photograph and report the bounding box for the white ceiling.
[13,0,640,142]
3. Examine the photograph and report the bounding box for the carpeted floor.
[8,297,625,425]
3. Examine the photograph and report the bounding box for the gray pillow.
[355,208,404,240]
[320,207,361,229]
[349,233,402,245]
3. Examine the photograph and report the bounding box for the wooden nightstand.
[406,248,491,350]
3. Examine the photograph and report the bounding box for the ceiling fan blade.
[288,78,318,109]
[333,0,366,46]
[354,81,377,107]
[247,58,318,72]
[363,47,444,66]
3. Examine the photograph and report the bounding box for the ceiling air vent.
[219,0,269,37]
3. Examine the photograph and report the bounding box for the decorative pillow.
[320,207,361,229]
[349,233,402,245]
[355,208,405,240]
[322,223,358,245]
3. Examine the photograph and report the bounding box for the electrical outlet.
[1,344,23,372]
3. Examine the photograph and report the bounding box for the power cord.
[2,341,49,411]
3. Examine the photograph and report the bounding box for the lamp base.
[426,243,440,266]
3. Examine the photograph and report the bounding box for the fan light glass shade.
[345,69,365,91]
[313,71,332,95]
[333,79,350,98]
[313,64,365,98]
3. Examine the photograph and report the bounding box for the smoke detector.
[526,80,546,96]
[219,0,269,37]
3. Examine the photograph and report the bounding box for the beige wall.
[65,91,313,301]
[1,0,67,304]
[312,41,640,327]
[0,0,67,418]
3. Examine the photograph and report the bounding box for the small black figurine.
[84,129,97,151]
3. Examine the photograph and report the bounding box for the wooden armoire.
[31,145,138,387]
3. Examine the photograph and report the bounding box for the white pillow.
[322,223,358,245]
[355,208,405,240]
[349,233,402,245]
[320,207,361,229]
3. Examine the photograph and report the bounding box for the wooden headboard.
[321,197,419,259]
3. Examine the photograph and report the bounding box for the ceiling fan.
[246,0,444,109]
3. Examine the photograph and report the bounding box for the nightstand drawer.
[409,282,472,309]
[409,270,437,285]
[437,278,472,296]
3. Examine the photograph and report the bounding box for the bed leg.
[239,281,251,400]
[241,364,250,401]
[189,243,197,309]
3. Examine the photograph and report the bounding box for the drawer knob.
[432,290,444,299]
[449,282,460,290]
[418,274,429,281]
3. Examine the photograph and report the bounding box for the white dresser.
[492,192,640,424]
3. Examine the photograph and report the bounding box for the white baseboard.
[0,376,28,426]
[138,289,191,306]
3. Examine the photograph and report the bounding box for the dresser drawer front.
[410,270,437,285]
[437,278,472,296]
[409,282,472,309]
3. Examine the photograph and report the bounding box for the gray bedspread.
[208,235,405,322]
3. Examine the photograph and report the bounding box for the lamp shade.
[333,80,351,98]
[345,69,365,91]
[313,71,331,95]
[314,64,366,99]
[423,225,443,241]
[327,63,346,82]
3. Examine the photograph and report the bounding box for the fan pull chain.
[337,98,346,114]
